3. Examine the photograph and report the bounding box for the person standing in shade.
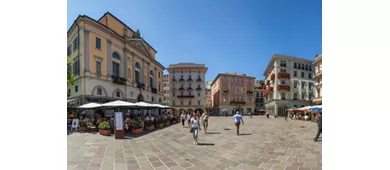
[187,113,191,128]
[201,111,209,134]
[233,111,244,135]
[314,111,322,142]
[190,112,201,145]
[285,111,288,121]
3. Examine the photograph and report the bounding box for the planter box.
[164,121,170,126]
[145,125,155,131]
[171,120,176,124]
[80,126,87,132]
[157,123,164,128]
[132,128,143,135]
[99,129,111,136]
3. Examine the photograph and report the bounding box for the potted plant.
[164,117,170,126]
[80,120,87,132]
[131,120,144,134]
[171,117,177,124]
[144,120,155,131]
[98,121,111,136]
[156,119,164,128]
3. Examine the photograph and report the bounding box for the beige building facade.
[67,12,165,106]
[313,54,322,105]
[263,54,315,117]
[163,74,170,106]
[205,81,212,112]
[167,63,208,114]
[211,73,255,116]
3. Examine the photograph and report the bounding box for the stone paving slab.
[68,116,322,170]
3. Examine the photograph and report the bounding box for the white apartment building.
[167,63,208,114]
[163,74,170,106]
[263,54,315,117]
[313,54,322,105]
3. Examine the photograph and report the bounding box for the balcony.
[196,87,202,91]
[151,87,157,94]
[277,72,290,79]
[270,74,275,81]
[247,90,254,94]
[222,89,229,92]
[172,78,177,82]
[263,87,274,96]
[179,87,185,91]
[187,87,193,91]
[277,84,290,91]
[196,78,202,82]
[230,101,246,104]
[177,95,195,98]
[136,82,145,88]
[111,75,127,85]
[187,78,193,83]
[179,78,185,82]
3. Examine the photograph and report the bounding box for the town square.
[68,116,321,170]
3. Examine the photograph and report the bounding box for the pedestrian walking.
[180,112,186,127]
[187,113,191,127]
[201,111,209,134]
[190,113,201,145]
[249,111,252,119]
[285,111,288,121]
[225,111,228,118]
[233,111,244,135]
[314,111,322,142]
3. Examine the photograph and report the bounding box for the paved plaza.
[68,116,322,170]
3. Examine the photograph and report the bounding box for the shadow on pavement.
[207,132,221,134]
[239,133,252,136]
[198,143,215,146]
[224,128,231,130]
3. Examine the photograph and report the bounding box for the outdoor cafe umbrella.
[310,107,322,111]
[101,100,137,107]
[77,102,102,109]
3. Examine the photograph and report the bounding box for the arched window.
[151,96,155,102]
[97,88,102,95]
[112,52,120,60]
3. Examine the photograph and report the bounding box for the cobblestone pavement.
[68,116,322,170]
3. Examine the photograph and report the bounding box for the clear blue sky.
[67,0,322,82]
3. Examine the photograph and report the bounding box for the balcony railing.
[247,90,254,93]
[230,101,246,104]
[179,87,185,91]
[187,87,193,91]
[196,78,202,82]
[270,74,275,81]
[277,84,290,91]
[222,89,229,92]
[263,87,274,96]
[196,87,202,91]
[277,72,290,79]
[151,88,157,94]
[177,95,195,98]
[179,78,185,82]
[111,75,127,85]
[172,78,177,82]
[187,78,193,83]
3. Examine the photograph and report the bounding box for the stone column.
[106,39,112,80]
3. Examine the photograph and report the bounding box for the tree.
[67,57,75,97]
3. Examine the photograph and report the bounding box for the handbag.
[190,127,193,133]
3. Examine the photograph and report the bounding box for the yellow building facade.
[67,12,165,106]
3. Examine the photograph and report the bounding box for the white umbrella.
[134,101,156,108]
[101,100,137,107]
[298,106,312,110]
[77,102,102,109]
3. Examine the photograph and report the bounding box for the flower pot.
[157,123,164,128]
[99,129,111,136]
[145,125,155,131]
[132,128,143,135]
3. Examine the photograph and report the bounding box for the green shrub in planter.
[164,118,170,122]
[98,121,111,130]
[157,119,164,124]
[171,117,177,121]
[80,121,88,127]
[132,121,143,129]
[145,120,154,126]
